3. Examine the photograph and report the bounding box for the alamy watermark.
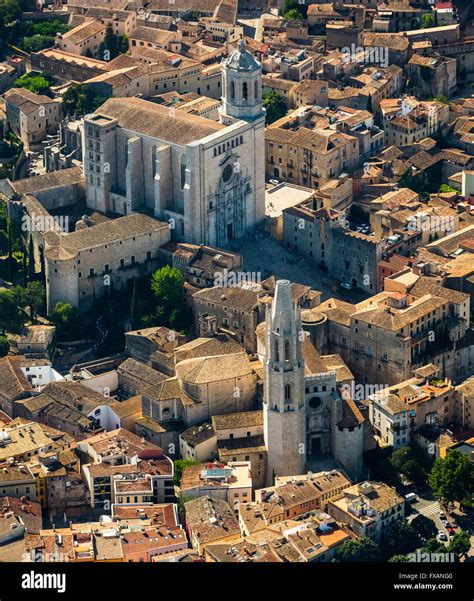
[22,213,69,234]
[341,382,389,401]
[214,268,262,288]
[407,551,456,563]
[341,44,388,68]
[407,214,455,234]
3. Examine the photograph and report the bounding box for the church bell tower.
[220,38,264,124]
[263,280,307,484]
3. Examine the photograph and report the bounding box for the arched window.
[284,340,290,361]
[231,80,235,100]
[274,339,279,361]
[285,383,291,401]
[180,160,186,189]
[152,145,157,177]
[242,81,248,101]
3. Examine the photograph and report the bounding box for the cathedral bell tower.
[220,38,264,124]
[263,280,306,484]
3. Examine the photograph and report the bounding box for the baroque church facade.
[83,39,265,247]
[262,280,364,485]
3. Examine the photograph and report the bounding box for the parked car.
[404,492,417,503]
[437,531,448,542]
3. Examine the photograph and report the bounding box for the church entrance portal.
[309,435,321,456]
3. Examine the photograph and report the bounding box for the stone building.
[44,213,171,312]
[212,411,267,488]
[265,109,359,187]
[262,280,364,484]
[368,366,456,448]
[453,377,474,431]
[283,199,387,294]
[83,39,265,247]
[327,481,404,542]
[31,48,108,82]
[56,20,107,57]
[4,88,61,152]
[380,97,450,147]
[318,279,468,386]
[406,54,457,100]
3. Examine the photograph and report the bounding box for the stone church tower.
[263,280,306,485]
[220,38,265,124]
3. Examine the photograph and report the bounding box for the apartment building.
[266,109,359,187]
[368,367,456,448]
[4,88,61,152]
[328,481,404,542]
[239,470,351,536]
[56,20,107,57]
[319,290,455,385]
[44,214,171,312]
[181,460,252,508]
[381,97,450,147]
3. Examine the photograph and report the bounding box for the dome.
[225,38,260,72]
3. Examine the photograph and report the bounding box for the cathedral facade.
[262,280,364,485]
[83,39,265,247]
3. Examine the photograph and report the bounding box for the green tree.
[169,304,192,332]
[390,446,411,471]
[151,265,185,313]
[401,459,426,483]
[62,83,109,116]
[130,277,141,328]
[447,531,470,559]
[0,229,8,254]
[388,554,409,562]
[411,515,437,543]
[0,289,25,334]
[280,0,306,18]
[23,281,45,322]
[422,13,435,29]
[335,537,380,562]
[49,302,81,341]
[0,335,9,357]
[420,537,446,554]
[21,34,55,53]
[262,91,287,125]
[173,459,198,486]
[118,34,129,54]
[283,8,303,19]
[438,184,457,194]
[380,522,421,559]
[27,235,35,281]
[14,72,52,94]
[98,23,126,61]
[428,451,474,507]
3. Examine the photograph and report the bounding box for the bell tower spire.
[263,279,306,484]
[220,37,264,124]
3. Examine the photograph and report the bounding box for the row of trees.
[336,516,471,562]
[18,19,71,53]
[97,24,128,61]
[14,70,53,95]
[62,83,109,116]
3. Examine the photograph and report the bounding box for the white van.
[404,492,417,503]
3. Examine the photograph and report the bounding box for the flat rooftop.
[265,183,314,218]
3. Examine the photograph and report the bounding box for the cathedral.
[83,39,265,247]
[260,279,364,485]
